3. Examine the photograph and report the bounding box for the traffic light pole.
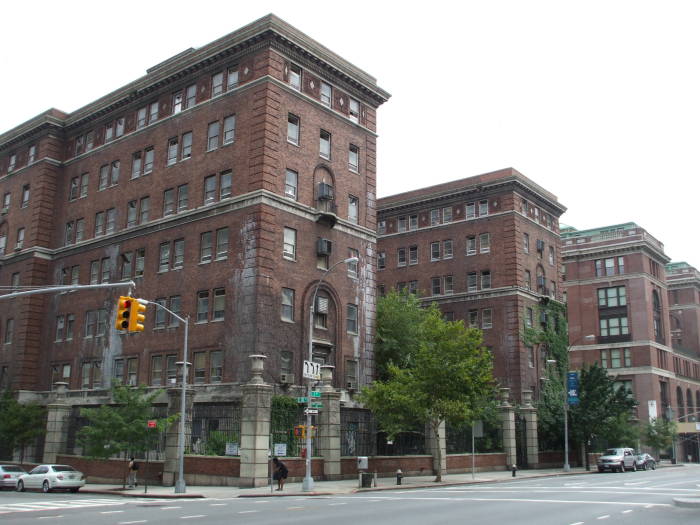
[0,281,136,300]
[137,299,190,493]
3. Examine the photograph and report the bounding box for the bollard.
[396,468,403,485]
[511,464,517,477]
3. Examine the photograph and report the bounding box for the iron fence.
[341,408,376,456]
[446,420,503,454]
[190,402,241,456]
[270,401,305,457]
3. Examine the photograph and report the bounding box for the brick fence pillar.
[520,390,539,468]
[318,365,341,480]
[499,387,517,469]
[43,383,71,464]
[239,355,272,487]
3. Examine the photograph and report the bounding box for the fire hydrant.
[511,464,517,477]
[396,468,403,485]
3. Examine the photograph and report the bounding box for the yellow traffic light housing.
[115,296,132,331]
[128,299,147,332]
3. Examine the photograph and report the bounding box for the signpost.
[303,360,321,380]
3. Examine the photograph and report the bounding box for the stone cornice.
[563,271,667,290]
[562,239,670,265]
[0,114,66,152]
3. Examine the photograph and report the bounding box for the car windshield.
[604,448,623,456]
[1,466,24,472]
[52,466,77,472]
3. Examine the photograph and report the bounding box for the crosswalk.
[0,498,126,514]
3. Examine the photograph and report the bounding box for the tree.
[642,417,677,458]
[360,299,494,481]
[0,391,46,463]
[374,291,426,380]
[78,383,178,461]
[568,363,637,469]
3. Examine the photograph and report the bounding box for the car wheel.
[42,480,51,493]
[16,480,25,492]
[70,487,79,493]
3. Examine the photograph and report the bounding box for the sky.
[2,1,698,265]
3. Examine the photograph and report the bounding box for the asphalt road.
[1,466,698,525]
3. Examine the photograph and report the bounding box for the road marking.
[597,516,610,520]
[37,517,63,520]
[622,510,633,514]
[210,503,227,506]
[337,495,672,507]
[239,510,259,514]
[569,522,584,525]
[644,504,654,508]
[180,516,206,519]
[255,501,271,503]
[161,506,182,510]
[287,506,304,510]
[328,502,347,506]
[623,481,650,486]
[118,521,147,525]
[101,510,125,514]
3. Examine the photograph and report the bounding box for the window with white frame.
[289,63,302,90]
[430,209,440,226]
[220,170,232,200]
[223,115,236,144]
[216,228,228,259]
[287,114,300,145]
[480,233,490,253]
[378,251,386,270]
[409,245,418,265]
[482,309,493,329]
[211,71,224,97]
[320,130,331,159]
[285,169,298,199]
[281,288,295,321]
[409,214,418,230]
[207,121,220,151]
[349,144,359,172]
[442,207,452,223]
[197,290,209,322]
[397,247,406,267]
[348,195,359,223]
[204,175,217,204]
[283,227,296,260]
[200,231,213,263]
[444,275,454,294]
[479,200,488,216]
[212,288,225,320]
[431,242,441,261]
[349,98,360,123]
[443,239,453,259]
[398,216,407,232]
[466,236,476,255]
[227,66,239,89]
[481,270,491,289]
[466,202,475,219]
[320,81,332,106]
[598,286,627,307]
[347,303,358,333]
[431,277,442,296]
[467,272,477,292]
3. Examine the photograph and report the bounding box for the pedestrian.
[128,457,139,488]
[272,457,288,491]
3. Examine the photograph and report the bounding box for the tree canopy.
[0,391,46,463]
[361,293,494,481]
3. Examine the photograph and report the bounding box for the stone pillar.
[426,420,447,476]
[43,383,71,464]
[162,384,195,486]
[520,390,539,468]
[239,355,272,487]
[318,365,341,480]
[499,388,517,469]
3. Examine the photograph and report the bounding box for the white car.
[16,464,85,493]
[0,465,27,489]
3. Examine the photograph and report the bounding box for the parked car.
[635,453,657,470]
[597,447,637,472]
[0,465,27,489]
[16,464,85,493]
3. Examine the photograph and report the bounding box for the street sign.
[303,360,321,380]
[567,371,580,405]
[296,397,308,403]
[310,391,321,398]
[311,403,323,408]
[147,420,157,428]
[304,408,319,415]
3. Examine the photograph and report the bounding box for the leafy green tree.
[78,383,177,461]
[602,412,640,447]
[569,363,637,469]
[361,301,494,481]
[271,395,300,457]
[0,391,46,463]
[642,417,677,458]
[374,291,426,380]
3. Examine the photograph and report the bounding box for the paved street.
[0,466,698,524]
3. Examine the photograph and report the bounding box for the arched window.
[677,386,685,422]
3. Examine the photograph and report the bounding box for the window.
[15,227,25,249]
[173,239,185,268]
[443,239,453,259]
[0,235,5,255]
[548,246,555,265]
[172,92,183,115]
[348,195,359,223]
[151,356,163,386]
[227,66,239,89]
[115,117,125,137]
[349,98,360,123]
[398,216,407,232]
[466,236,476,255]
[220,170,232,199]
[467,272,477,292]
[197,291,210,323]
[378,251,386,270]
[349,144,359,172]
[409,245,418,265]
[204,176,217,204]
[524,270,531,290]
[348,248,359,277]
[481,270,491,289]
[100,258,111,283]
[285,169,298,199]
[281,288,295,321]
[525,307,533,328]
[194,352,206,384]
[409,214,418,230]
[211,71,224,97]
[378,220,386,234]
[212,288,226,320]
[207,121,220,151]
[210,351,223,383]
[3,192,10,208]
[163,188,175,216]
[148,101,159,124]
[80,173,89,198]
[99,164,109,190]
[601,348,632,369]
[4,319,14,344]
[482,309,493,329]
[347,304,358,333]
[466,202,476,219]
[182,132,193,159]
[185,84,197,108]
[159,242,170,272]
[523,233,530,253]
[84,310,96,338]
[397,247,407,267]
[69,177,79,200]
[287,114,300,145]
[139,197,150,223]
[283,227,296,260]
[167,137,178,165]
[480,233,490,254]
[131,151,142,178]
[223,115,236,144]
[599,316,629,337]
[135,248,145,277]
[90,260,99,284]
[442,207,453,223]
[431,242,441,261]
[320,130,331,159]
[479,200,488,216]
[155,298,167,328]
[444,275,454,294]
[289,63,302,90]
[216,228,229,259]
[55,315,65,341]
[120,252,133,280]
[65,222,74,246]
[126,200,138,227]
[320,81,332,106]
[200,231,213,263]
[598,286,627,307]
[20,185,30,207]
[110,161,120,185]
[468,310,478,328]
[136,107,147,129]
[94,211,105,237]
[169,295,181,326]
[28,144,36,163]
[177,184,189,211]
[430,209,440,226]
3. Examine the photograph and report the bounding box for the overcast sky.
[2,1,698,266]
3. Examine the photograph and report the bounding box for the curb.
[238,492,336,498]
[79,489,205,498]
[673,497,700,508]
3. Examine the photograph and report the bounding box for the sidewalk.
[79,466,598,499]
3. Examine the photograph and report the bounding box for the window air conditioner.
[280,373,294,385]
[317,238,333,256]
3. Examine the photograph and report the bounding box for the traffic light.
[294,425,306,439]
[128,299,147,332]
[115,296,132,331]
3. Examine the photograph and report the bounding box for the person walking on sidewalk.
[127,457,139,488]
[272,457,288,491]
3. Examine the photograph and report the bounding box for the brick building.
[0,14,389,398]
[562,224,700,459]
[376,168,566,402]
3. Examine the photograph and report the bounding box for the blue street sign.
[567,371,580,405]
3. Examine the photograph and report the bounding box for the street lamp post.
[137,299,190,493]
[302,256,358,492]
